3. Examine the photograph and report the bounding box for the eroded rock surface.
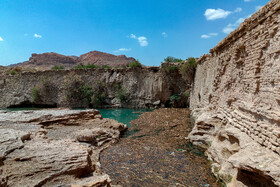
[0,109,127,187]
[0,66,189,108]
[189,0,280,186]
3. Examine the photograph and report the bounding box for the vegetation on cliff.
[127,60,142,68]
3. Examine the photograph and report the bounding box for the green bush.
[186,57,197,68]
[9,67,22,75]
[31,87,40,103]
[170,94,181,102]
[161,63,178,72]
[74,64,99,69]
[184,90,190,97]
[63,73,94,107]
[128,60,142,68]
[51,65,65,70]
[164,56,183,63]
[179,57,197,77]
[9,70,17,75]
[167,66,178,71]
[101,65,111,69]
[80,85,93,103]
[117,88,127,103]
[91,81,107,108]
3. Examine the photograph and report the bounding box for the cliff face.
[0,67,190,109]
[189,0,280,186]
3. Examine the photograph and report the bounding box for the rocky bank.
[0,109,127,187]
[189,0,280,186]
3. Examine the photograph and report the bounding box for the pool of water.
[99,108,152,137]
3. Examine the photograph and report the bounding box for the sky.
[0,0,270,66]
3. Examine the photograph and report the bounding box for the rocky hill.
[10,51,136,70]
[78,51,136,67]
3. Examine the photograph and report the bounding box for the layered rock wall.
[189,0,280,186]
[0,67,189,108]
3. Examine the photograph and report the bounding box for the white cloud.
[234,8,242,13]
[204,8,231,20]
[130,34,136,39]
[255,5,263,11]
[34,33,42,38]
[0,37,3,41]
[201,33,218,39]
[201,35,210,39]
[244,0,254,2]
[162,32,168,38]
[114,48,131,53]
[138,36,148,46]
[223,17,245,34]
[129,34,148,47]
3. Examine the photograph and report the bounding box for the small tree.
[128,60,142,68]
[91,81,107,108]
[179,57,197,79]
[31,87,40,103]
[164,56,183,63]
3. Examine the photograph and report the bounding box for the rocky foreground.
[0,109,127,187]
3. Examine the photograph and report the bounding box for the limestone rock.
[0,109,126,187]
[189,0,280,186]
[0,129,30,163]
[1,138,92,187]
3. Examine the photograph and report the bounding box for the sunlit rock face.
[0,109,126,187]
[189,0,280,186]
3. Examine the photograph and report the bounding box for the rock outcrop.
[189,0,280,186]
[0,67,190,108]
[9,51,136,70]
[78,51,136,67]
[0,109,127,187]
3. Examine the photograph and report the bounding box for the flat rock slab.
[0,109,126,187]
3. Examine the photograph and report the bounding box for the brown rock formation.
[0,109,127,187]
[78,51,136,67]
[10,51,136,70]
[189,0,280,186]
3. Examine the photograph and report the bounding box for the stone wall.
[0,67,190,109]
[189,0,280,186]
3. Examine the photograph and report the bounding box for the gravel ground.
[100,108,220,187]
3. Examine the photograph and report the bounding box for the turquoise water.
[99,108,151,127]
[99,108,152,137]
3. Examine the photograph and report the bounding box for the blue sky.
[0,0,270,66]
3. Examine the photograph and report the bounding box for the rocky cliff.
[189,0,280,186]
[10,51,136,70]
[0,66,190,109]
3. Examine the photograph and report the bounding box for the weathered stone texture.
[189,0,280,186]
[0,109,126,187]
[0,67,189,108]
